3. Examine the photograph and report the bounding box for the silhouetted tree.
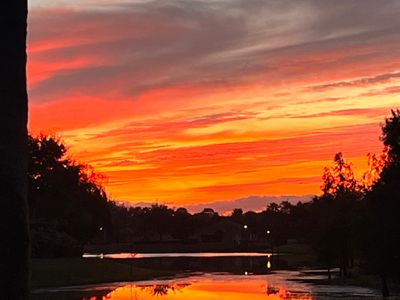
[267,202,279,213]
[381,109,400,164]
[0,1,30,298]
[28,135,111,257]
[313,153,363,278]
[231,208,243,221]
[262,203,291,245]
[109,203,140,243]
[364,109,400,297]
[145,204,174,241]
[171,207,192,239]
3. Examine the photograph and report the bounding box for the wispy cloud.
[28,0,400,102]
[309,71,400,92]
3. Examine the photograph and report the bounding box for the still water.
[32,253,385,299]
[83,252,270,259]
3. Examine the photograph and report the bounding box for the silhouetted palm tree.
[0,1,30,298]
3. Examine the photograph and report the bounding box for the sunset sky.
[27,0,400,211]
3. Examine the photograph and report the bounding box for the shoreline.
[31,258,177,289]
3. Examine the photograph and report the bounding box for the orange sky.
[27,0,400,211]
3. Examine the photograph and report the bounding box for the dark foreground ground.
[31,258,175,288]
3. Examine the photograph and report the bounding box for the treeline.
[109,201,307,245]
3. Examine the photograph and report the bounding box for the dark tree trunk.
[327,263,332,281]
[381,274,389,298]
[0,1,30,299]
[340,240,348,278]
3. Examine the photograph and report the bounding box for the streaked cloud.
[309,71,400,91]
[27,0,400,208]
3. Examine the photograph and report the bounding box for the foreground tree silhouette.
[28,135,111,257]
[312,153,362,279]
[0,1,30,298]
[364,109,400,297]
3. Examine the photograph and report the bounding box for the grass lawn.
[31,258,175,289]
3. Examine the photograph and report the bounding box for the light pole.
[99,227,105,280]
[267,229,273,253]
[243,225,249,247]
[99,226,106,243]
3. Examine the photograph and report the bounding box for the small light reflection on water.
[267,254,271,269]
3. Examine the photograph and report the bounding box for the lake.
[32,252,385,299]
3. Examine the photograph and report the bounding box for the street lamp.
[99,227,105,243]
[266,229,273,254]
[244,224,248,229]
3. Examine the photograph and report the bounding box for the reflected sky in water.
[83,252,272,259]
[99,274,312,300]
[32,254,384,300]
[33,272,383,300]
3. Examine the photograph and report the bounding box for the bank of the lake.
[31,258,175,288]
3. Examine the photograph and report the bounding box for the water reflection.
[32,271,383,300]
[98,277,312,300]
[32,254,383,299]
[141,284,189,296]
[100,253,285,276]
[83,252,270,259]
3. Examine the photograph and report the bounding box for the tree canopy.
[28,134,111,257]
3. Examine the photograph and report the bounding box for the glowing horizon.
[27,0,400,209]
